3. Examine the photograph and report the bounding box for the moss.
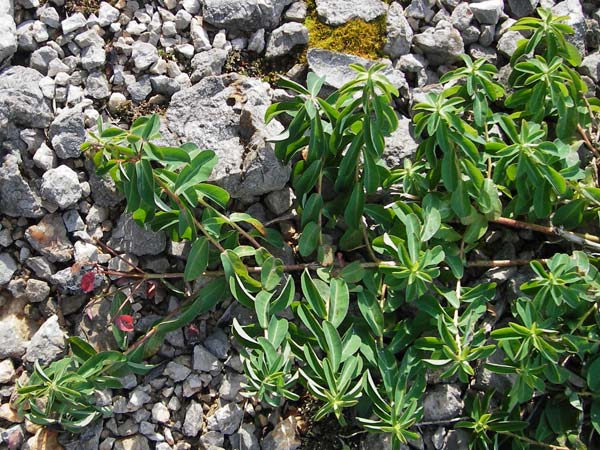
[305,0,387,60]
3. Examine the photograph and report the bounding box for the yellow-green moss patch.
[305,0,387,60]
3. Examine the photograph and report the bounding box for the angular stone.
[23,315,66,367]
[0,301,37,359]
[48,105,86,159]
[0,253,17,285]
[307,48,407,91]
[40,165,82,209]
[315,0,387,26]
[114,435,150,450]
[163,75,290,198]
[182,401,203,437]
[413,22,464,65]
[206,403,244,435]
[507,0,539,18]
[0,66,52,129]
[132,41,159,71]
[384,3,413,58]
[108,214,166,256]
[0,152,44,218]
[423,384,464,421]
[202,0,294,32]
[0,14,17,63]
[265,22,308,59]
[261,416,300,450]
[469,0,503,25]
[193,345,223,372]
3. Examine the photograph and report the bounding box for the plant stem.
[197,197,262,249]
[153,175,225,252]
[578,124,600,159]
[492,216,600,250]
[496,431,569,450]
[94,239,145,274]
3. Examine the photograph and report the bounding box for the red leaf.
[80,272,96,293]
[115,314,134,332]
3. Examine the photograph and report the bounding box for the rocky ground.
[0,0,599,449]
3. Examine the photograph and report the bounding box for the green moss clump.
[305,0,387,60]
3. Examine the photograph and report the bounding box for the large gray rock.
[469,0,503,25]
[131,41,159,71]
[384,115,419,169]
[261,416,300,450]
[163,74,290,198]
[0,14,17,63]
[307,48,407,91]
[265,22,308,59]
[0,300,37,360]
[423,384,464,421]
[413,21,464,65]
[384,3,413,58]
[0,253,17,285]
[49,105,86,159]
[0,66,52,130]
[507,0,539,18]
[581,52,600,83]
[0,152,44,218]
[22,315,66,367]
[40,164,82,209]
[183,401,203,437]
[108,213,166,256]
[315,0,387,26]
[203,0,293,31]
[206,402,244,435]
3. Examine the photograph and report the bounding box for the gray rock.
[26,256,55,279]
[413,22,464,65]
[182,401,203,437]
[190,18,211,51]
[25,278,50,303]
[423,384,464,421]
[384,3,413,58]
[203,0,294,31]
[150,75,181,96]
[315,0,387,26]
[248,28,266,53]
[0,66,52,129]
[0,358,15,383]
[497,30,523,57]
[61,12,86,33]
[307,48,407,91]
[261,416,300,450]
[207,402,244,435]
[507,0,539,18]
[164,361,191,382]
[0,307,36,359]
[39,6,60,28]
[201,431,225,448]
[30,45,57,74]
[163,74,290,198]
[265,22,308,59]
[114,435,150,450]
[230,423,260,450]
[443,429,469,450]
[98,1,120,27]
[151,403,170,424]
[1,425,24,450]
[81,44,106,70]
[132,41,159,71]
[470,0,503,25]
[190,48,229,83]
[284,1,307,22]
[0,253,16,285]
[219,372,245,401]
[40,165,82,209]
[0,14,17,63]
[205,328,230,359]
[86,71,111,99]
[193,344,223,372]
[126,75,152,102]
[62,421,103,450]
[108,213,166,256]
[384,115,419,169]
[581,52,600,83]
[0,152,44,218]
[49,105,86,159]
[23,314,66,366]
[450,2,472,31]
[26,214,74,262]
[406,0,435,21]
[361,433,409,450]
[264,187,294,215]
[88,166,124,207]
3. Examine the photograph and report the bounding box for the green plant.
[16,7,600,450]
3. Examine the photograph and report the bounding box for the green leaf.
[328,278,349,328]
[141,114,160,140]
[174,150,217,194]
[323,321,342,372]
[344,183,365,229]
[421,208,441,242]
[301,270,327,319]
[148,143,191,163]
[69,337,97,362]
[357,291,384,337]
[255,290,272,329]
[299,221,320,257]
[267,316,289,349]
[339,261,365,284]
[552,199,585,228]
[587,356,600,392]
[270,275,295,315]
[196,183,230,209]
[184,237,209,282]
[261,256,283,292]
